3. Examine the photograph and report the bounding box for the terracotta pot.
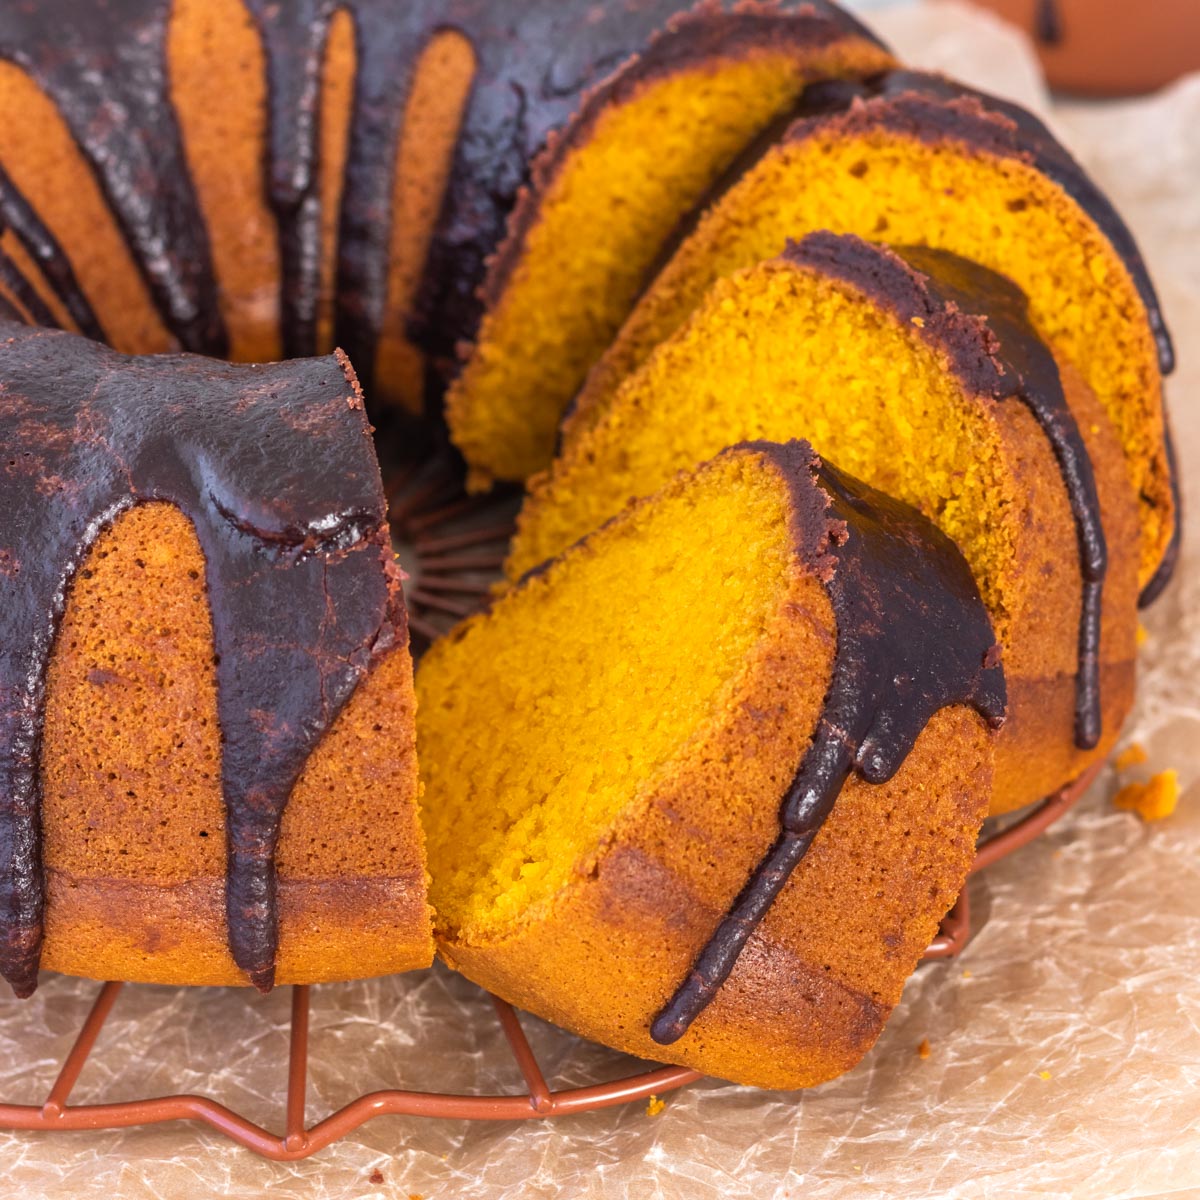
[971,0,1200,95]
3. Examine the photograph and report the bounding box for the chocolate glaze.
[0,1,226,355]
[0,320,404,997]
[651,440,1006,1043]
[1138,424,1182,607]
[0,165,105,343]
[0,0,881,394]
[0,245,56,330]
[787,231,1107,748]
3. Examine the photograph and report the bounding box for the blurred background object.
[853,0,1200,95]
[976,0,1200,95]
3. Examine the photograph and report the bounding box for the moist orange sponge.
[417,440,1003,1089]
[444,4,893,485]
[511,233,1140,814]
[563,71,1174,592]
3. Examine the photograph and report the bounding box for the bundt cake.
[508,232,1141,815]
[486,69,1177,597]
[0,0,1181,1103]
[417,440,1005,1089]
[0,320,432,997]
[0,0,891,415]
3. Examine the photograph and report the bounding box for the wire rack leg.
[42,981,123,1118]
[492,998,554,1113]
[285,985,310,1152]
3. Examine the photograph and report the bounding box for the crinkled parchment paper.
[1,4,1197,1196]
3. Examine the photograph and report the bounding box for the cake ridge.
[0,0,226,355]
[0,321,401,997]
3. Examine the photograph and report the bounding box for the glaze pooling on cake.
[0,321,404,997]
[651,440,1006,1042]
[788,232,1107,749]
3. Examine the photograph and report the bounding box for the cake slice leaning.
[417,440,1003,1090]
[509,233,1141,814]
[443,1,894,486]
[562,70,1175,595]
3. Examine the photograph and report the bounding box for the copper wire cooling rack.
[0,451,1104,1159]
[0,773,1097,1160]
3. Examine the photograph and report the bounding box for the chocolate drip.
[898,244,1108,748]
[0,247,57,329]
[243,0,336,361]
[0,322,403,996]
[328,4,427,380]
[1138,422,1182,607]
[0,0,226,355]
[651,441,1006,1043]
[784,233,1107,748]
[0,165,104,342]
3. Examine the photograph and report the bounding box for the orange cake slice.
[418,440,1003,1089]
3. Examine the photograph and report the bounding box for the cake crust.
[0,322,432,993]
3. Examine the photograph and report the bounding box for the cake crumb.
[917,1038,932,1060]
[367,1170,384,1184]
[646,1094,666,1117]
[961,969,972,979]
[1137,622,1149,646]
[1115,742,1148,771]
[1038,1070,1052,1081]
[1114,770,1179,822]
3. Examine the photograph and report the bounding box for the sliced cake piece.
[0,320,432,995]
[418,440,1003,1090]
[563,71,1175,592]
[509,233,1140,814]
[444,2,893,485]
